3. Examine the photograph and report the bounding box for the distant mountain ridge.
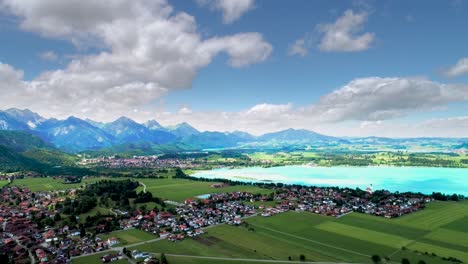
[167,122,200,138]
[36,116,115,152]
[1,108,465,153]
[258,128,337,142]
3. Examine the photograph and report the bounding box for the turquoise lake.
[191,166,468,195]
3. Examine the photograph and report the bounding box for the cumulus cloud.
[201,33,272,67]
[197,0,255,24]
[150,103,300,135]
[443,57,468,78]
[132,104,468,138]
[244,103,294,119]
[317,9,374,52]
[309,77,468,122]
[288,38,308,57]
[0,0,272,121]
[38,51,58,61]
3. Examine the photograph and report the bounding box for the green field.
[10,176,272,201]
[9,177,116,192]
[138,178,272,202]
[391,201,468,230]
[12,176,468,263]
[131,224,339,262]
[442,216,468,233]
[72,252,128,264]
[72,201,468,264]
[125,201,468,264]
[0,180,9,187]
[98,229,157,246]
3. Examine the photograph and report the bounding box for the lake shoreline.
[191,165,468,196]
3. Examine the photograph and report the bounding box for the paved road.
[6,232,36,264]
[335,211,354,219]
[139,182,147,193]
[70,235,164,260]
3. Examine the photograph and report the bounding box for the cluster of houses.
[0,186,119,263]
[118,192,257,243]
[0,181,433,263]
[261,186,432,218]
[79,155,200,169]
[0,186,71,263]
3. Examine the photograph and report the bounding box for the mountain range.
[0,109,466,154]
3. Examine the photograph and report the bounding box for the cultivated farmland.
[123,201,468,264]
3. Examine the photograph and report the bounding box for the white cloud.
[0,62,23,85]
[244,103,294,119]
[288,38,308,57]
[201,33,272,67]
[0,0,272,121]
[419,116,468,133]
[443,57,468,78]
[197,0,255,23]
[317,9,374,52]
[309,77,468,122]
[134,105,468,138]
[150,103,299,135]
[3,63,466,137]
[38,51,58,61]
[178,107,193,115]
[353,117,468,138]
[147,77,468,135]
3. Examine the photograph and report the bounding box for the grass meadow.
[98,229,157,246]
[137,178,272,202]
[9,177,116,192]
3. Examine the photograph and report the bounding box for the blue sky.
[0,0,467,136]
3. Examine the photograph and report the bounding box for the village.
[0,181,432,264]
[77,156,201,169]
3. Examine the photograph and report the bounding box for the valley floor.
[74,201,468,264]
[4,174,467,264]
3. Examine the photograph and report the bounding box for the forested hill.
[0,131,89,175]
[0,130,53,152]
[0,145,45,172]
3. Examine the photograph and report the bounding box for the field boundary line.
[249,223,370,258]
[146,252,359,264]
[247,223,348,262]
[388,240,416,258]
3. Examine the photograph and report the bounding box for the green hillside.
[23,148,79,166]
[0,130,52,152]
[0,131,90,175]
[0,145,46,172]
